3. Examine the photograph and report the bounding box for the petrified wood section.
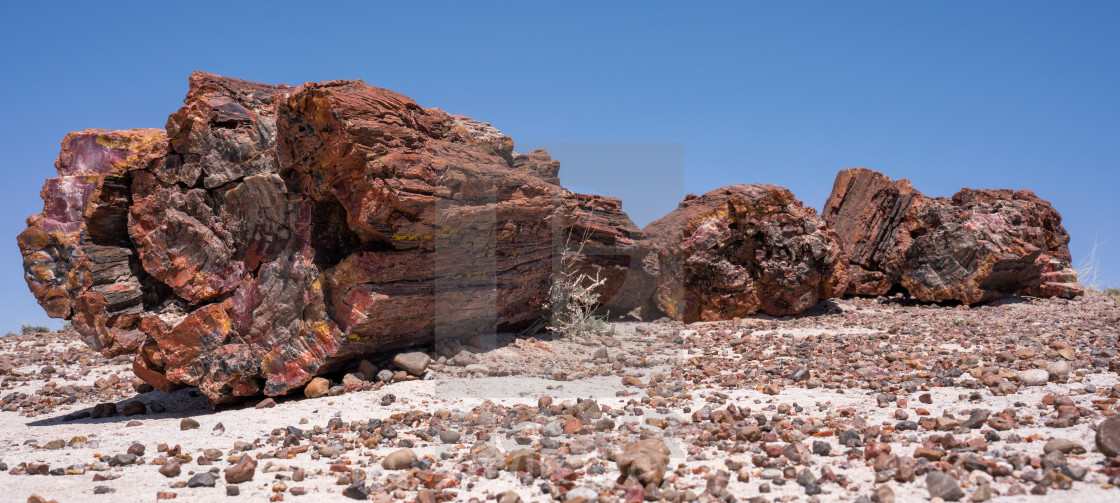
[641,185,848,322]
[19,72,645,403]
[821,167,923,294]
[823,168,1083,303]
[17,128,169,358]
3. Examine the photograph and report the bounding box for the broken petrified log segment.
[640,185,848,322]
[17,128,169,358]
[18,72,646,403]
[822,167,1083,303]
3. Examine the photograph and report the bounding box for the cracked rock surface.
[17,72,645,403]
[823,167,1082,303]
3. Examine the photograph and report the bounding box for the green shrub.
[20,324,49,335]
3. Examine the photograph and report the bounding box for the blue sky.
[1,2,1117,332]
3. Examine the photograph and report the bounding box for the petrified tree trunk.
[822,168,1083,303]
[18,72,645,403]
[639,185,849,322]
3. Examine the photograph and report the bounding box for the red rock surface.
[18,72,645,403]
[823,168,1083,303]
[640,185,848,322]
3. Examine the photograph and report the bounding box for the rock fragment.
[392,352,431,377]
[1096,415,1120,458]
[224,455,257,483]
[1020,369,1049,386]
[640,185,848,321]
[186,472,217,488]
[304,378,329,399]
[925,471,964,501]
[823,167,1082,302]
[159,460,181,478]
[381,448,417,470]
[615,438,671,486]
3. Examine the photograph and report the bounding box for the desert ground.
[1,293,1118,503]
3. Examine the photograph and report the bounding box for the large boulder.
[640,185,848,322]
[822,168,1082,303]
[18,72,645,402]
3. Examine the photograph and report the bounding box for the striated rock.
[18,72,645,403]
[17,128,169,359]
[820,168,922,297]
[640,185,848,321]
[823,168,1082,303]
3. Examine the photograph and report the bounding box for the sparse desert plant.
[1105,287,1120,303]
[20,324,49,335]
[538,230,614,339]
[543,254,613,339]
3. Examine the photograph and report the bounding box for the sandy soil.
[0,293,1118,502]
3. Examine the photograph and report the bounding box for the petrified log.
[640,185,848,322]
[822,168,1083,303]
[18,72,645,402]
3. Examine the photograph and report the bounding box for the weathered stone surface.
[381,448,417,470]
[615,438,671,487]
[925,470,965,501]
[17,131,168,360]
[304,377,329,399]
[224,455,257,483]
[639,185,848,321]
[1096,415,1120,458]
[823,168,1082,303]
[18,72,645,403]
[392,352,431,376]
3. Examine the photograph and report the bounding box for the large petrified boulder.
[823,168,1082,303]
[18,72,646,402]
[640,185,848,322]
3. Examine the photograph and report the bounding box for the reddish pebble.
[625,484,645,503]
[864,441,892,460]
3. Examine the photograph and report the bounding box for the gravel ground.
[0,292,1118,503]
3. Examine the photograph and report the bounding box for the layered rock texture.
[18,72,646,402]
[823,168,1082,303]
[639,185,848,322]
[17,74,1086,401]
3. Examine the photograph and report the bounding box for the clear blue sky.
[2,2,1117,332]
